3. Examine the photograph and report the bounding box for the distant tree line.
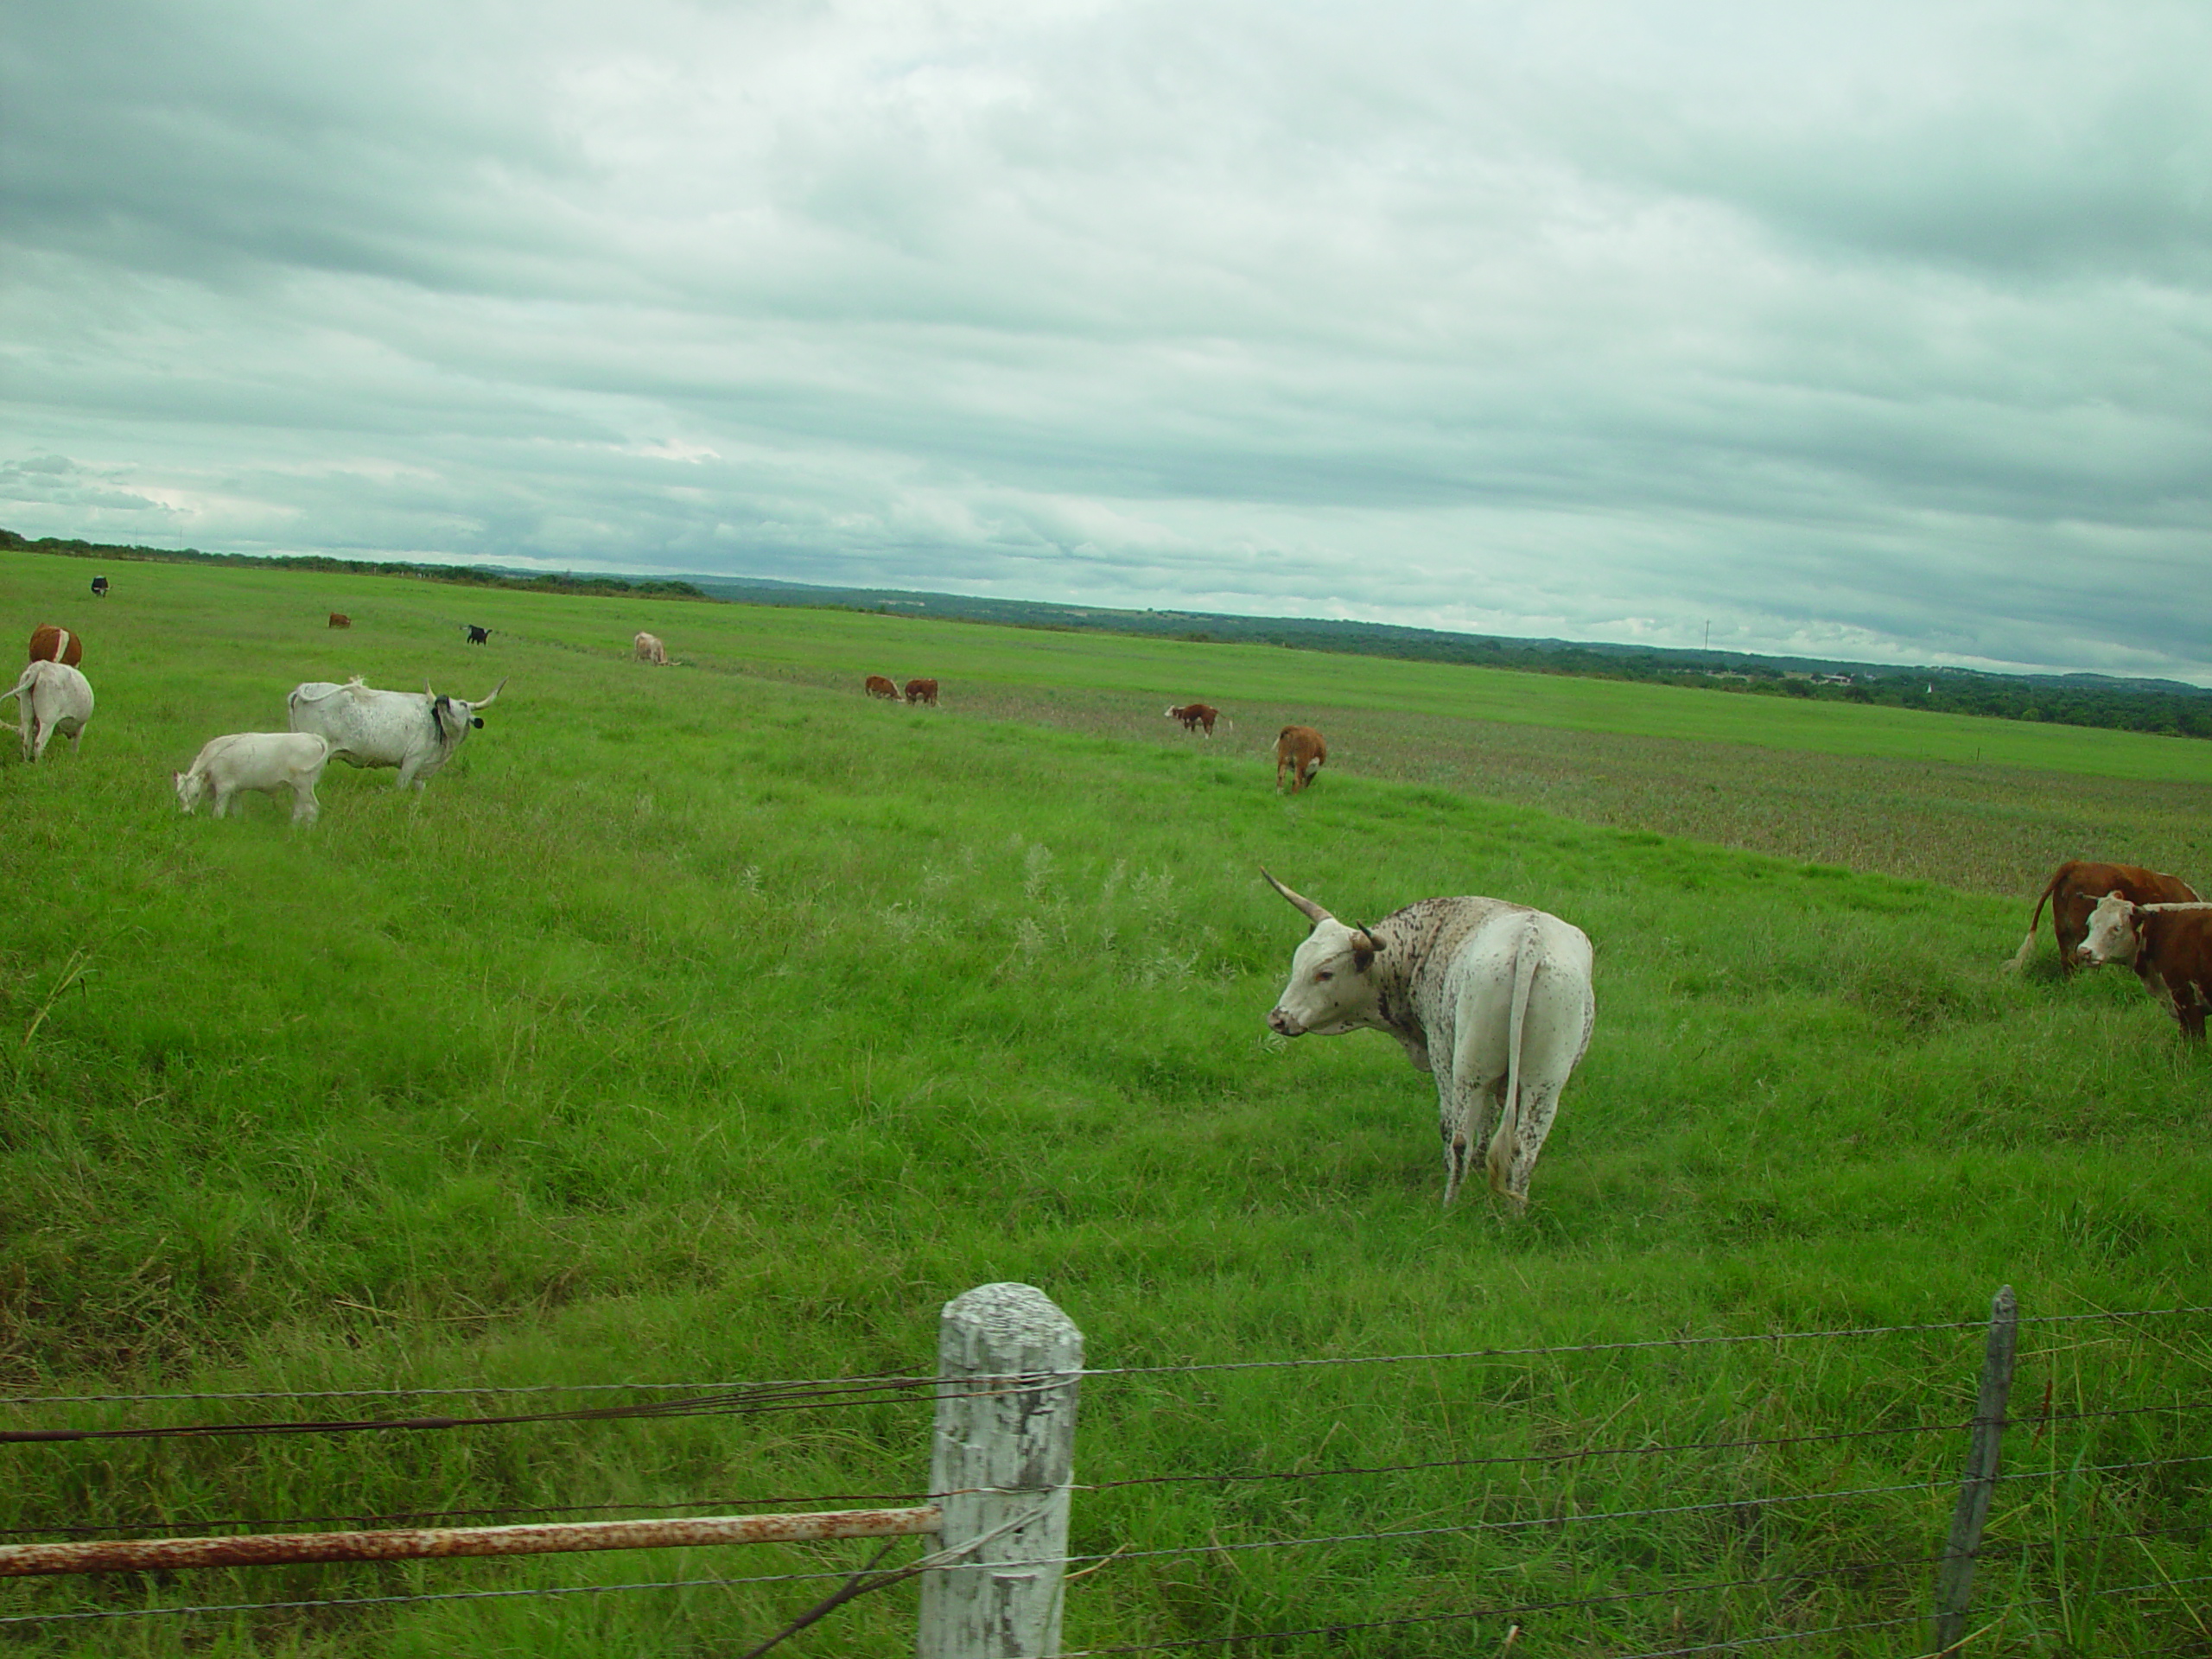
[9,526,2206,740]
[0,529,708,601]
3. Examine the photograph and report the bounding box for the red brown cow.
[865,675,900,701]
[2077,894,2212,1041]
[328,612,352,629]
[2007,861,2201,976]
[904,677,939,706]
[1274,725,1326,793]
[27,626,82,668]
[1166,702,1220,736]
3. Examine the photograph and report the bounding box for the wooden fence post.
[1931,1284,2018,1654]
[917,1283,1083,1659]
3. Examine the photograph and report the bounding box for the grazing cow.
[286,676,505,791]
[2007,861,2201,976]
[1166,702,1220,736]
[90,576,109,598]
[633,632,669,665]
[865,675,899,701]
[328,613,351,630]
[1274,725,1326,793]
[27,625,82,668]
[1263,871,1595,1211]
[2077,893,2212,1041]
[904,677,939,706]
[466,625,492,645]
[2,659,95,762]
[175,733,335,823]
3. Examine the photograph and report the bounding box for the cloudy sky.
[6,2,2209,679]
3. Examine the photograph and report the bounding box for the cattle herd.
[8,597,2208,1221]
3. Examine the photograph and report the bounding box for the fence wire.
[5,1300,2201,1411]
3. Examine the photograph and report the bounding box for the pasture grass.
[0,550,2205,1655]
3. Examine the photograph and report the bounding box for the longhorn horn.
[1261,868,1332,927]
[472,677,507,710]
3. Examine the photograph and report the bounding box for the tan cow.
[633,632,669,664]
[27,625,81,667]
[2007,861,2201,976]
[865,675,900,700]
[1274,725,1326,793]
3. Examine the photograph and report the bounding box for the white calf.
[175,733,336,823]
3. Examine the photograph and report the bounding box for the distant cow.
[904,677,939,706]
[328,613,351,630]
[633,632,669,664]
[2007,861,2201,976]
[2,659,94,762]
[1166,702,1220,736]
[175,733,335,824]
[287,676,505,791]
[1263,871,1596,1211]
[466,625,492,645]
[90,576,108,598]
[1274,725,1326,793]
[2078,893,2212,1041]
[27,626,82,668]
[865,675,899,701]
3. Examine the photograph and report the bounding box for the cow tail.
[1,664,35,704]
[2006,872,2063,974]
[1487,918,1542,1199]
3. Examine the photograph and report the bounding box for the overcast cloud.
[5,1,2209,678]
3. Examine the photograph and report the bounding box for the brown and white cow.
[1274,725,1326,793]
[2076,893,2212,1041]
[904,677,939,706]
[328,612,352,630]
[865,675,900,701]
[2007,861,2201,976]
[1166,702,1220,736]
[633,632,669,664]
[27,625,81,668]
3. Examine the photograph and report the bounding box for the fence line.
[3,1287,2205,1652]
[7,1298,2203,1411]
[9,1393,2202,1545]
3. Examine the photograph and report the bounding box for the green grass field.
[0,549,2207,1656]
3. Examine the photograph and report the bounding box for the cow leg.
[292,779,320,824]
[1438,1058,1505,1208]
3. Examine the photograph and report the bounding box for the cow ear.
[1351,929,1379,970]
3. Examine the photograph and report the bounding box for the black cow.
[90,576,109,598]
[466,625,491,645]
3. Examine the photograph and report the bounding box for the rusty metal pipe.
[0,1506,942,1578]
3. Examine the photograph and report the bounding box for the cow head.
[173,769,207,814]
[2077,891,2144,968]
[1262,869,1383,1037]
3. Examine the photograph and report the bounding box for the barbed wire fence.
[0,1287,2205,1655]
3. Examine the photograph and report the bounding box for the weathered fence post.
[1931,1285,2018,1654]
[917,1283,1083,1659]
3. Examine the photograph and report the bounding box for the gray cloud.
[4,0,2209,682]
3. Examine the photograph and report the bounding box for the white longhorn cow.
[286,677,505,791]
[175,733,335,823]
[1263,870,1596,1211]
[633,632,669,664]
[3,659,95,762]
